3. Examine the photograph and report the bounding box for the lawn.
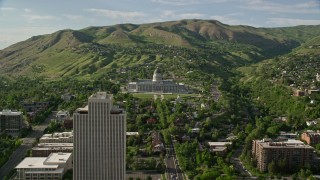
[132,93,200,100]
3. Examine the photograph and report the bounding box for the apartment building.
[252,139,314,172]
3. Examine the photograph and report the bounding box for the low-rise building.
[301,130,320,145]
[55,111,70,121]
[208,142,232,155]
[293,89,306,97]
[15,152,72,180]
[252,139,315,172]
[32,143,73,157]
[0,109,23,133]
[279,131,298,139]
[39,132,73,143]
[61,93,75,102]
[191,128,200,133]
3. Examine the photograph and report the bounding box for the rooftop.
[16,152,72,169]
[256,139,313,149]
[37,143,73,147]
[209,146,228,152]
[89,92,112,100]
[45,152,71,164]
[41,132,73,139]
[56,111,69,116]
[208,142,232,146]
[75,105,88,113]
[16,157,58,169]
[126,132,139,136]
[0,109,22,116]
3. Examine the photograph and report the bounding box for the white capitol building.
[127,67,189,93]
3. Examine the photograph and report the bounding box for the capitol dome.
[152,67,162,81]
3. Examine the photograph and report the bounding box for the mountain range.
[0,19,320,79]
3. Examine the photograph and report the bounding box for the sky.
[0,0,320,49]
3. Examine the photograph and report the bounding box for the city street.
[230,146,252,177]
[0,111,56,179]
[165,140,184,180]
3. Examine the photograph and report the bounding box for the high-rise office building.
[73,92,126,180]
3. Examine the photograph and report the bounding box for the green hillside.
[0,19,320,81]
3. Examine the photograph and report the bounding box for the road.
[0,111,56,179]
[165,139,184,180]
[230,146,252,177]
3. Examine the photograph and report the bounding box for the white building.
[15,152,72,180]
[39,132,73,143]
[127,67,189,93]
[73,92,126,180]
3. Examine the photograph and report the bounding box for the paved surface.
[230,146,252,177]
[126,170,162,180]
[0,111,56,179]
[165,140,184,180]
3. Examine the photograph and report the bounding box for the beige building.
[0,109,23,133]
[32,143,73,157]
[208,142,232,155]
[127,67,188,93]
[39,132,73,143]
[15,152,72,180]
[301,130,320,145]
[73,92,126,180]
[252,139,314,172]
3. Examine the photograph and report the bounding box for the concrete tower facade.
[73,92,126,180]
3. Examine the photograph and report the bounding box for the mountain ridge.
[1,19,320,79]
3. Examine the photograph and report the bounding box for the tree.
[268,161,277,175]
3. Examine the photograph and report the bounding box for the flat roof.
[16,157,58,169]
[41,132,73,139]
[256,139,313,149]
[0,110,22,115]
[126,132,139,136]
[89,92,112,100]
[32,146,73,151]
[208,142,232,146]
[280,131,297,136]
[76,105,88,112]
[16,153,72,169]
[45,153,71,164]
[210,146,228,152]
[38,143,73,147]
[286,139,305,145]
